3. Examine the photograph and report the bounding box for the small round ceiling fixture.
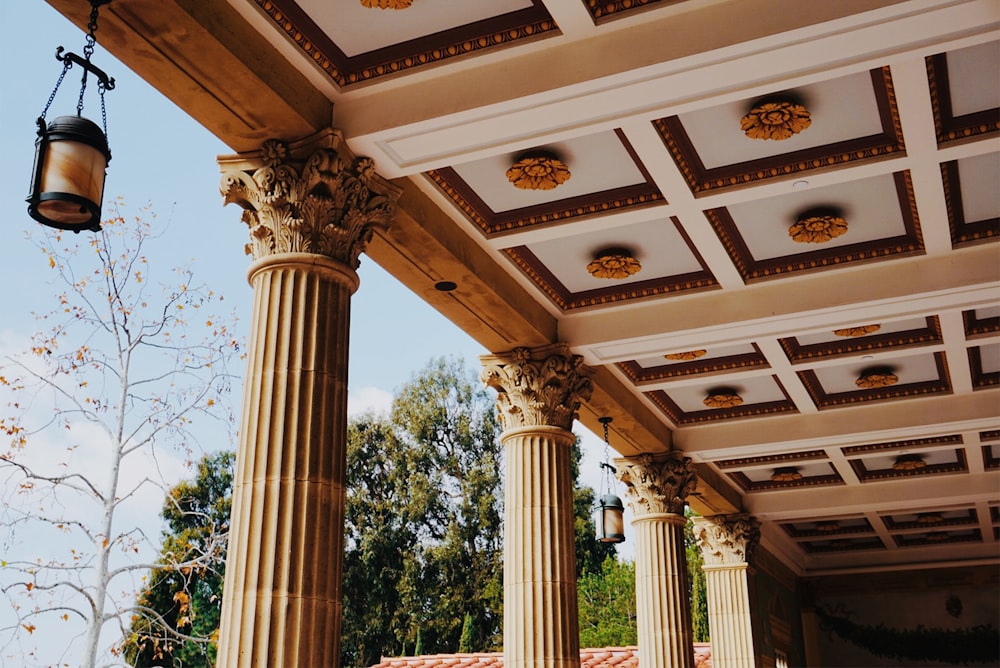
[916,512,943,525]
[665,350,707,361]
[703,388,743,409]
[834,324,881,337]
[506,150,571,191]
[815,520,840,533]
[856,366,898,389]
[789,212,848,244]
[434,281,457,292]
[771,467,803,482]
[740,97,811,141]
[587,247,642,280]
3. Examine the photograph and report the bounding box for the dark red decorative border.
[617,344,767,384]
[779,316,942,363]
[655,68,905,195]
[428,130,664,237]
[705,170,923,283]
[848,448,967,483]
[259,0,558,87]
[797,351,951,409]
[926,52,1000,147]
[941,160,1000,247]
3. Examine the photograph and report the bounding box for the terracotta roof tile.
[370,644,711,668]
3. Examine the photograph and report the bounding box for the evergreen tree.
[340,357,503,665]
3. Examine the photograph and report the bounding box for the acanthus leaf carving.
[219,130,401,267]
[480,344,593,431]
[614,452,696,516]
[693,514,761,567]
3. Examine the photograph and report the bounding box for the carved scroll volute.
[480,343,593,432]
[614,452,697,516]
[693,515,761,567]
[219,130,402,268]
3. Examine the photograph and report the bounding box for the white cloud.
[347,386,393,417]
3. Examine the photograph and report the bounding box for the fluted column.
[692,515,761,668]
[216,130,400,667]
[481,344,593,668]
[615,453,698,668]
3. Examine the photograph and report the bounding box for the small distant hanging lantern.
[27,0,115,233]
[596,417,626,544]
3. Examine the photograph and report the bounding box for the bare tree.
[0,202,239,668]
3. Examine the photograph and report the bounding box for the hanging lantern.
[597,493,625,544]
[596,416,626,544]
[27,0,115,233]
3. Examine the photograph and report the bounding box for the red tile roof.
[370,644,712,668]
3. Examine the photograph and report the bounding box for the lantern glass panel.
[38,138,107,226]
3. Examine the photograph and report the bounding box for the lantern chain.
[599,417,615,496]
[39,59,72,121]
[76,0,102,117]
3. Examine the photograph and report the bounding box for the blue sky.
[0,1,622,663]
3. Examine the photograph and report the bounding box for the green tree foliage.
[340,358,503,666]
[121,450,235,666]
[685,513,710,642]
[577,556,638,648]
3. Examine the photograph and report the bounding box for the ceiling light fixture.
[815,520,841,533]
[740,97,811,141]
[834,324,881,337]
[27,0,115,233]
[703,388,743,409]
[856,366,899,389]
[596,417,625,544]
[916,512,943,525]
[506,150,571,191]
[586,247,641,280]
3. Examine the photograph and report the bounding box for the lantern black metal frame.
[27,0,115,233]
[596,416,626,544]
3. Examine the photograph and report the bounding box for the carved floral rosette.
[740,100,811,141]
[480,344,593,432]
[587,249,642,280]
[506,153,571,191]
[693,514,761,567]
[219,131,401,268]
[614,452,696,516]
[360,0,413,8]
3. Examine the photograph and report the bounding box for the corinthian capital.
[219,129,402,267]
[693,515,760,567]
[480,343,593,431]
[614,452,696,516]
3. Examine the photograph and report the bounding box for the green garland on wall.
[815,607,1000,665]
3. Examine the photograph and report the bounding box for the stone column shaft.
[503,426,579,667]
[218,256,354,666]
[703,565,755,668]
[693,515,761,668]
[633,513,693,668]
[482,344,593,668]
[616,452,698,668]
[216,130,399,667]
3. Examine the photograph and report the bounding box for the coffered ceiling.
[47,0,1000,576]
